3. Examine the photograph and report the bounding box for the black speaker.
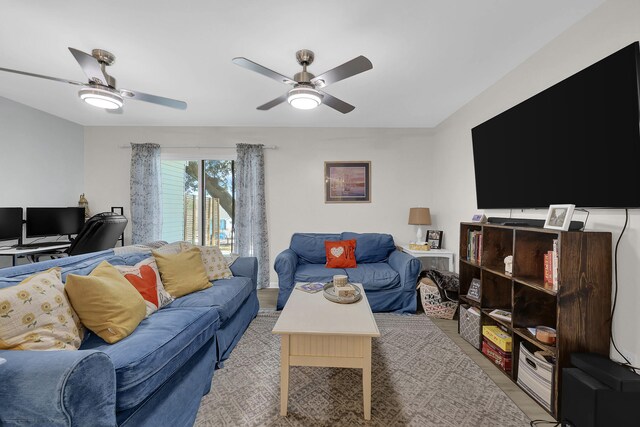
[561,354,640,427]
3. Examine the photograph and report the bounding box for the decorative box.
[459,304,481,349]
[409,243,430,251]
[517,343,555,411]
[482,338,512,372]
[482,325,512,352]
[418,279,457,320]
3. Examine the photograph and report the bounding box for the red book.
[543,252,553,286]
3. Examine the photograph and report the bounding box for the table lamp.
[408,207,431,244]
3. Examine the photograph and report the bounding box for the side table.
[399,245,455,272]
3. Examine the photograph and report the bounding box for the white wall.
[432,0,640,365]
[83,126,435,283]
[0,96,84,267]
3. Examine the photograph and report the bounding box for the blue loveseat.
[274,232,421,313]
[0,248,259,427]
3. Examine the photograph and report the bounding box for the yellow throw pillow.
[152,247,212,298]
[65,261,146,344]
[179,242,233,281]
[0,268,83,350]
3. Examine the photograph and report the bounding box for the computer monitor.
[0,207,23,242]
[26,207,85,238]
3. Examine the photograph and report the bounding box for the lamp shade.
[408,207,431,225]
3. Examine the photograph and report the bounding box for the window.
[160,159,234,254]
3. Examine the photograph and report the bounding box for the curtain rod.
[118,145,277,149]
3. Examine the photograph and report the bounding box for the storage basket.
[459,304,482,349]
[517,342,555,412]
[418,278,458,319]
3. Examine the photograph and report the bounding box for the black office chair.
[66,212,128,256]
[29,212,128,261]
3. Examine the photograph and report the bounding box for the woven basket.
[418,279,458,320]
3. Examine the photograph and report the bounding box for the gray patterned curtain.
[130,143,162,244]
[236,143,269,289]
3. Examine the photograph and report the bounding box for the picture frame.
[426,230,443,249]
[324,161,371,203]
[544,204,575,231]
[467,278,481,302]
[111,206,124,215]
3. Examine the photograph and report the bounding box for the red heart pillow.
[325,239,357,268]
[124,265,160,308]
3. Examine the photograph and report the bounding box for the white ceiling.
[0,0,604,127]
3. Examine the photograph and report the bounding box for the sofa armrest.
[388,250,421,291]
[230,256,258,287]
[0,349,116,427]
[274,249,299,310]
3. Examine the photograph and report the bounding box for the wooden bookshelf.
[458,222,612,418]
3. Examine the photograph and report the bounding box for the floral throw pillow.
[115,257,174,315]
[180,243,233,281]
[0,268,83,351]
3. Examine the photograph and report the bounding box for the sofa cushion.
[0,251,127,288]
[180,242,233,281]
[294,264,346,283]
[80,306,219,412]
[168,276,254,323]
[341,232,396,263]
[65,261,147,344]
[345,263,401,291]
[152,248,212,298]
[0,268,83,350]
[115,257,174,316]
[325,239,357,268]
[290,233,342,264]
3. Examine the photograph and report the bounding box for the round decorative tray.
[323,282,362,304]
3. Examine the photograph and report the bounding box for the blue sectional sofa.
[274,232,421,313]
[0,248,259,427]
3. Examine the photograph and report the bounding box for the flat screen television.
[26,207,85,238]
[472,42,640,209]
[0,207,23,242]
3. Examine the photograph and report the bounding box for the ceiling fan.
[232,49,372,114]
[0,48,187,111]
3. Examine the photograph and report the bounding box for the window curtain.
[130,143,162,244]
[235,143,269,289]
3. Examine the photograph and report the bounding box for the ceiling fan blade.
[119,89,187,110]
[319,91,355,114]
[0,67,85,86]
[68,48,111,86]
[257,94,288,111]
[311,56,373,88]
[232,57,296,86]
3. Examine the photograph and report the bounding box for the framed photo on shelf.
[324,161,371,203]
[467,278,481,302]
[544,204,575,231]
[427,230,443,249]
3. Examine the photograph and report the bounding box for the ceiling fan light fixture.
[78,87,123,110]
[287,87,323,110]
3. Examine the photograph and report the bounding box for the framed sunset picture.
[324,161,371,203]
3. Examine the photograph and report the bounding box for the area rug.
[195,312,530,426]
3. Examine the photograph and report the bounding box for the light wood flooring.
[257,288,553,424]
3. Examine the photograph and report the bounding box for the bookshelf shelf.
[513,328,557,354]
[457,222,612,419]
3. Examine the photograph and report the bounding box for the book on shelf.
[467,230,483,264]
[552,239,558,291]
[544,252,553,287]
[296,282,325,293]
[488,309,512,322]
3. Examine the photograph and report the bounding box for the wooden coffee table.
[272,283,380,420]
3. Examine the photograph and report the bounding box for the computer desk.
[0,244,71,267]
